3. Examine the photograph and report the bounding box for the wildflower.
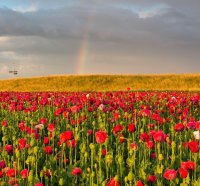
[113,124,123,135]
[107,177,120,186]
[72,167,83,176]
[188,141,199,153]
[163,169,177,180]
[128,123,136,133]
[147,175,157,183]
[20,169,28,178]
[178,168,188,178]
[59,131,74,143]
[44,146,53,155]
[95,130,107,144]
[6,168,18,178]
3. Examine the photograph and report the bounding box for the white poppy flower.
[193,131,200,140]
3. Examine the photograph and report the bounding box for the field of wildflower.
[0,91,199,186]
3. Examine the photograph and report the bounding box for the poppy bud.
[30,139,35,147]
[34,147,38,154]
[2,126,5,132]
[89,143,95,150]
[28,170,34,183]
[59,178,64,186]
[118,156,123,164]
[84,152,88,158]
[124,176,128,183]
[91,171,95,177]
[128,172,133,181]
[31,156,36,163]
[15,149,20,158]
[2,136,7,142]
[158,154,163,161]
[94,163,97,169]
[87,168,90,172]
[40,171,44,178]
[171,141,176,148]
[106,154,113,164]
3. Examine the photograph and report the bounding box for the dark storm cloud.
[1,2,200,42]
[0,0,200,78]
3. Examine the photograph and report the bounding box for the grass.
[0,74,200,92]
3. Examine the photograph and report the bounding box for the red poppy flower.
[6,168,18,177]
[114,113,120,120]
[182,142,189,148]
[148,124,155,130]
[44,137,50,145]
[0,171,4,178]
[54,108,63,116]
[57,141,61,147]
[0,160,6,169]
[140,132,150,142]
[174,123,185,132]
[128,123,136,133]
[95,130,107,144]
[137,180,144,186]
[71,106,80,113]
[102,148,107,156]
[18,138,26,150]
[181,161,196,171]
[119,135,125,143]
[39,118,47,125]
[5,145,13,154]
[146,141,155,149]
[19,122,26,131]
[1,120,7,127]
[67,139,77,148]
[35,183,44,186]
[147,175,157,183]
[44,146,53,155]
[65,158,69,164]
[72,167,83,176]
[188,141,199,153]
[163,169,177,180]
[20,169,28,178]
[153,131,166,142]
[87,129,93,135]
[44,169,51,178]
[185,161,196,171]
[107,178,121,186]
[8,178,18,186]
[195,121,200,130]
[47,124,55,132]
[113,124,123,135]
[59,130,74,143]
[141,109,151,116]
[130,142,138,150]
[178,168,188,178]
[186,122,196,130]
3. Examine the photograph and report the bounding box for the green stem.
[99,145,102,184]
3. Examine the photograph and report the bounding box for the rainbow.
[76,30,90,74]
[75,5,97,74]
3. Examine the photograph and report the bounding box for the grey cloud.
[0,1,200,77]
[0,7,45,36]
[1,3,199,43]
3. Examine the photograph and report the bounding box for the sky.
[0,0,200,79]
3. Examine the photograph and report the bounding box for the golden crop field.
[0,74,200,92]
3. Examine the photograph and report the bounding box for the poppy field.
[0,91,199,186]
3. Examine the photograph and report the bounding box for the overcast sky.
[0,0,200,79]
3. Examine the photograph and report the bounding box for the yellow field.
[0,74,200,92]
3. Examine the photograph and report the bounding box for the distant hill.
[0,74,200,92]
